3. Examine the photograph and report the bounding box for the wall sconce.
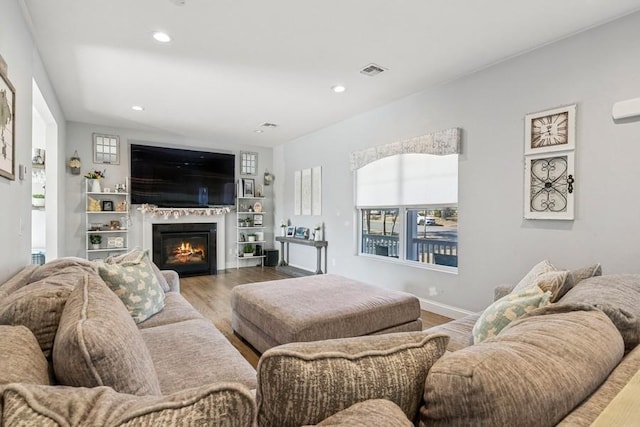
[68,150,81,175]
[264,170,274,185]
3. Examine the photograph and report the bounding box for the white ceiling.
[22,0,640,147]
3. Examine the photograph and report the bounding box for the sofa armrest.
[494,284,514,301]
[161,270,180,293]
[310,399,412,426]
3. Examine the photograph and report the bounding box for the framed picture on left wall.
[0,68,16,180]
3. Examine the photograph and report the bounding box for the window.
[356,153,458,270]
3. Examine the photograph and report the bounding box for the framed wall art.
[524,104,576,155]
[240,151,257,175]
[242,178,255,197]
[286,226,295,237]
[523,152,575,220]
[294,227,309,239]
[93,133,120,164]
[0,69,16,180]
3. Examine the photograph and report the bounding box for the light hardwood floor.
[180,267,452,368]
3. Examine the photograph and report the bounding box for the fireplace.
[152,223,217,276]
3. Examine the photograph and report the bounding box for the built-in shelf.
[87,247,129,253]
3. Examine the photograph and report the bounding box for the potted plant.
[243,244,254,257]
[247,233,256,242]
[89,234,102,250]
[32,193,45,207]
[280,220,287,236]
[85,170,106,193]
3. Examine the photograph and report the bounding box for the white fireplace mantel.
[142,213,226,272]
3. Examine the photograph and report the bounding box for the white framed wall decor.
[524,104,576,155]
[523,152,575,220]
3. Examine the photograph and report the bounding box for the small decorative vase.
[281,228,286,236]
[90,179,102,193]
[314,230,322,241]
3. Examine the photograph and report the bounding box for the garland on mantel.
[138,204,231,219]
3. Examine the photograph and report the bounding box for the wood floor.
[180,267,452,368]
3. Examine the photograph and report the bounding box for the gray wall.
[0,0,66,283]
[64,121,274,269]
[274,11,640,314]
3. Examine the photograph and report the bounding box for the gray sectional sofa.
[1,257,639,426]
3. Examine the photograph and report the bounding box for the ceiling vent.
[360,63,387,76]
[261,122,278,128]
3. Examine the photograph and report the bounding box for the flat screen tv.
[130,144,235,207]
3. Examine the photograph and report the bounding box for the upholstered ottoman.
[231,274,422,353]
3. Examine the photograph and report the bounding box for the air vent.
[261,122,278,128]
[360,63,387,76]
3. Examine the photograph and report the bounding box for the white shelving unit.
[84,178,130,260]
[236,196,266,268]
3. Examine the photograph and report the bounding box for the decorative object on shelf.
[68,150,81,175]
[253,201,262,213]
[93,133,120,164]
[247,234,256,242]
[280,220,287,236]
[242,178,255,197]
[102,200,114,211]
[524,104,576,155]
[264,170,274,185]
[286,226,295,237]
[294,227,309,239]
[314,223,323,241]
[87,197,101,212]
[89,223,104,231]
[114,182,127,193]
[137,204,231,219]
[240,151,257,175]
[109,220,121,230]
[253,214,263,226]
[32,193,45,207]
[0,66,16,181]
[89,234,102,250]
[107,236,124,248]
[85,169,105,193]
[32,148,45,165]
[115,200,127,212]
[255,231,264,241]
[243,244,254,256]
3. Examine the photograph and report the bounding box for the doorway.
[31,79,58,263]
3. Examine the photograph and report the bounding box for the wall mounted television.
[130,144,235,207]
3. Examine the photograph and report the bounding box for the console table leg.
[315,247,323,274]
[278,241,287,266]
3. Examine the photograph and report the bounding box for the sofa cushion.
[105,248,170,292]
[0,382,255,426]
[557,263,602,300]
[0,325,50,386]
[0,279,76,357]
[140,318,257,393]
[256,331,448,427]
[137,292,203,330]
[559,274,640,352]
[311,399,412,426]
[27,257,96,283]
[424,313,479,352]
[472,285,551,344]
[0,265,38,299]
[421,304,624,427]
[97,251,166,323]
[53,273,162,396]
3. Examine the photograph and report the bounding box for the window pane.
[361,208,399,258]
[406,207,458,267]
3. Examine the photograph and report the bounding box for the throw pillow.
[313,399,412,427]
[472,286,551,344]
[0,265,39,299]
[53,273,162,396]
[105,248,170,292]
[0,279,76,357]
[98,251,166,323]
[0,325,50,386]
[256,331,448,427]
[422,305,624,427]
[1,382,255,426]
[511,259,556,294]
[559,274,640,352]
[556,263,602,300]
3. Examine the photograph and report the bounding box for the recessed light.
[331,85,346,93]
[153,31,172,43]
[132,105,144,111]
[254,129,264,134]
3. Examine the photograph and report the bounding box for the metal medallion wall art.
[523,104,576,220]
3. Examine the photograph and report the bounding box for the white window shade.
[356,153,458,207]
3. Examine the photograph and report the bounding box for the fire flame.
[171,241,206,263]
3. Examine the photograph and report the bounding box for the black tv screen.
[130,144,235,207]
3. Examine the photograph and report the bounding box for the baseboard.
[419,298,475,320]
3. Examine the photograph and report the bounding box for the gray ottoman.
[231,274,422,353]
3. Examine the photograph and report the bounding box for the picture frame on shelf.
[109,220,121,230]
[107,236,124,248]
[286,226,295,237]
[101,200,114,211]
[0,68,16,181]
[253,214,263,226]
[294,227,309,239]
[243,178,255,197]
[524,104,576,155]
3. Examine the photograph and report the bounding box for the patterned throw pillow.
[472,286,552,344]
[105,248,170,293]
[97,251,166,323]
